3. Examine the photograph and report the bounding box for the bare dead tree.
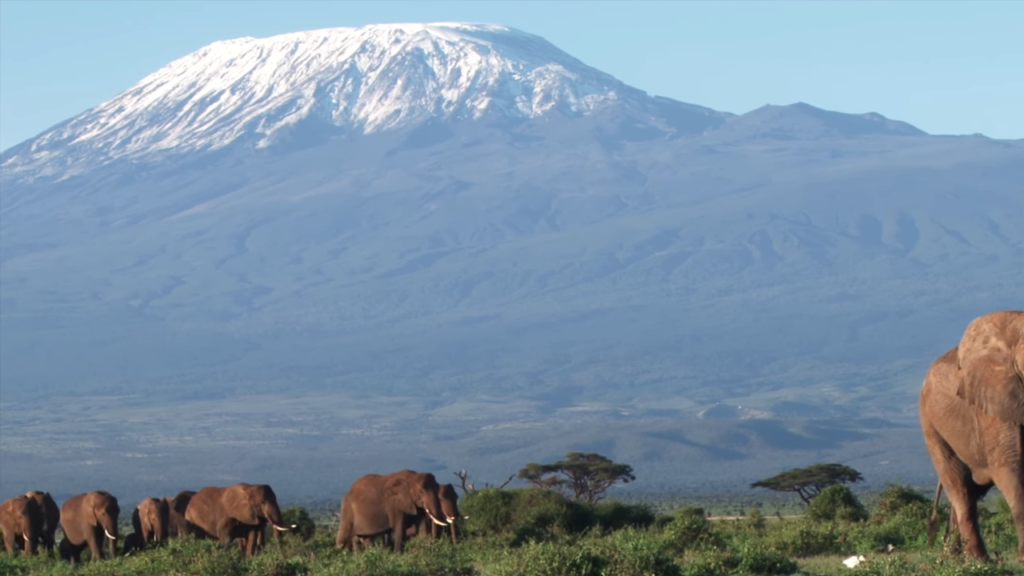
[454,470,475,495]
[454,470,515,494]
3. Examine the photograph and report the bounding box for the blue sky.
[1,0,1021,151]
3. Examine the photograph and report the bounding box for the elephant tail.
[927,481,943,546]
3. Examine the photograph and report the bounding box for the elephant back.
[956,310,1024,424]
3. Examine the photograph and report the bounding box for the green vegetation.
[0,487,1019,576]
[751,464,864,504]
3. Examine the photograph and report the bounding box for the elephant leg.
[924,427,988,560]
[216,519,237,550]
[391,514,406,553]
[3,531,15,555]
[244,530,254,558]
[86,527,104,561]
[990,465,1024,562]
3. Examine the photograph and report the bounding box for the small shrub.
[735,542,798,575]
[979,497,1016,555]
[744,508,766,533]
[461,489,516,535]
[591,501,655,531]
[489,541,604,576]
[872,484,930,523]
[676,550,740,576]
[663,507,725,553]
[281,506,317,541]
[808,485,868,523]
[587,529,680,576]
[762,519,850,557]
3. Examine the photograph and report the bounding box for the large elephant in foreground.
[24,491,60,553]
[59,491,119,563]
[336,470,448,552]
[0,495,42,555]
[184,483,290,557]
[132,497,170,546]
[920,310,1024,562]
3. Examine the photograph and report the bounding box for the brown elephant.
[920,310,1024,562]
[132,497,170,546]
[184,483,291,557]
[59,491,119,563]
[165,490,195,539]
[0,495,43,555]
[24,491,59,553]
[336,469,448,552]
[408,483,463,544]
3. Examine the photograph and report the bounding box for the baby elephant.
[122,532,146,556]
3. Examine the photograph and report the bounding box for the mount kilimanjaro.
[1,23,1021,502]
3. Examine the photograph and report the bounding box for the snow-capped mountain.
[1,23,721,182]
[1,22,1022,499]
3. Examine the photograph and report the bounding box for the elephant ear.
[225,486,260,525]
[956,311,1024,424]
[384,477,417,515]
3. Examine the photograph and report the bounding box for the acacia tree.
[518,452,636,503]
[750,463,863,504]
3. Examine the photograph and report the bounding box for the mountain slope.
[1,24,1022,500]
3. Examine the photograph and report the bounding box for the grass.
[0,488,1019,576]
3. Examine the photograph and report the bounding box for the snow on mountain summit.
[2,23,650,180]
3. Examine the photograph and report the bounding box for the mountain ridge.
[0,23,1021,499]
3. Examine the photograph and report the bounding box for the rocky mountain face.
[1,23,1021,501]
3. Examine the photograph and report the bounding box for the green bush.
[761,519,850,557]
[591,501,655,531]
[281,507,317,541]
[461,488,596,543]
[663,507,725,553]
[489,541,603,576]
[743,508,766,533]
[460,489,516,535]
[675,550,740,576]
[808,485,868,523]
[586,529,680,576]
[735,542,798,575]
[979,497,1016,555]
[872,484,930,522]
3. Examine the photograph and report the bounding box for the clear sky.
[1,0,1021,151]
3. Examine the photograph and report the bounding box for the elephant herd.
[0,470,462,562]
[1,310,1020,565]
[0,483,293,562]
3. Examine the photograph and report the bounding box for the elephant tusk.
[463,515,470,520]
[427,511,448,526]
[446,516,456,524]
[104,529,116,540]
[271,523,290,532]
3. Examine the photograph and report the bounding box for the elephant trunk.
[22,520,39,556]
[263,503,292,532]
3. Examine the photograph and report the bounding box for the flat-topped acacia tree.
[751,463,864,504]
[518,452,636,503]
